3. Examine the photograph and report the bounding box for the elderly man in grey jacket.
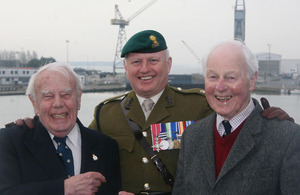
[173,40,300,194]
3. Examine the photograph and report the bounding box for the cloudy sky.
[1,0,300,74]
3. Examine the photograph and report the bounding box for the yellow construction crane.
[111,0,158,76]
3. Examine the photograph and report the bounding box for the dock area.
[0,83,127,96]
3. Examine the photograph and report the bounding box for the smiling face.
[29,69,82,137]
[124,50,172,98]
[205,43,257,120]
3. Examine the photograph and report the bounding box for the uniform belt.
[137,191,171,195]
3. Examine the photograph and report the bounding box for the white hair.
[26,62,83,102]
[203,40,258,79]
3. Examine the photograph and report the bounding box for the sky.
[1,0,300,74]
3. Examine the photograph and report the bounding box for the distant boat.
[290,89,300,94]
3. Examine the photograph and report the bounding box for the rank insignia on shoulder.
[102,92,129,105]
[150,121,195,151]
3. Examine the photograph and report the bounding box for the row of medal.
[150,121,194,152]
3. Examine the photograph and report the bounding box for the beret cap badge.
[149,35,159,48]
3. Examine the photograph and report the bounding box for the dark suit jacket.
[0,118,121,195]
[173,98,300,194]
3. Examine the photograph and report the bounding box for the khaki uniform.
[89,85,212,193]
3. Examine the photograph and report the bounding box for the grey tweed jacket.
[173,98,300,195]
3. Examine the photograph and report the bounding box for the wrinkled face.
[29,70,82,137]
[205,44,257,120]
[124,50,172,98]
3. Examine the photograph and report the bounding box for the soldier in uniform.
[88,30,293,195]
[88,30,211,194]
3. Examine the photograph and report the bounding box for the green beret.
[121,30,167,57]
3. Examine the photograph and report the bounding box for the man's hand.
[5,117,36,129]
[64,172,106,195]
[261,97,294,122]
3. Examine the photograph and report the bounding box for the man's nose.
[140,60,150,73]
[53,96,64,107]
[215,79,227,91]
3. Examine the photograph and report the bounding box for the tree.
[27,57,56,68]
[27,59,40,68]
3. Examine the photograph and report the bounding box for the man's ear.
[77,91,82,110]
[28,95,38,115]
[123,60,128,74]
[167,56,172,73]
[249,72,258,91]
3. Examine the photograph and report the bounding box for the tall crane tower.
[181,40,202,63]
[181,40,203,74]
[111,0,158,76]
[234,0,245,42]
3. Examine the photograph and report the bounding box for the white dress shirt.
[49,123,82,175]
[136,89,164,117]
[216,99,255,137]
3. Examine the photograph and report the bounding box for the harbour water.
[0,91,299,128]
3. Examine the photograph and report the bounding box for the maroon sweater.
[214,120,246,177]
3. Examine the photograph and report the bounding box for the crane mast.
[234,0,245,42]
[181,40,202,63]
[111,0,158,76]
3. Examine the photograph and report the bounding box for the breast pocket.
[111,135,135,153]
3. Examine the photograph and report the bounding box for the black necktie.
[222,120,232,137]
[53,136,74,177]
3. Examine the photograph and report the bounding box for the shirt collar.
[67,123,80,148]
[216,98,255,136]
[49,123,81,148]
[136,88,165,107]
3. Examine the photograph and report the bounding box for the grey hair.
[26,62,83,102]
[202,40,258,79]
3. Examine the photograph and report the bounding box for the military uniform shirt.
[89,85,212,193]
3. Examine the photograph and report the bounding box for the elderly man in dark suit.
[0,62,121,195]
[173,40,300,194]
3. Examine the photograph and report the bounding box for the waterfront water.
[0,91,299,127]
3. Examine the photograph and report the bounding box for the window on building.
[15,71,17,74]
[11,71,13,74]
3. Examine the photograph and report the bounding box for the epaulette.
[170,86,206,96]
[100,91,129,105]
[95,91,129,132]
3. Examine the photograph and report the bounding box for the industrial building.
[255,53,281,76]
[0,67,37,85]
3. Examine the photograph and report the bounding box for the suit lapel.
[199,114,218,188]
[24,121,65,179]
[149,86,175,124]
[216,101,263,183]
[124,92,145,128]
[79,120,104,173]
